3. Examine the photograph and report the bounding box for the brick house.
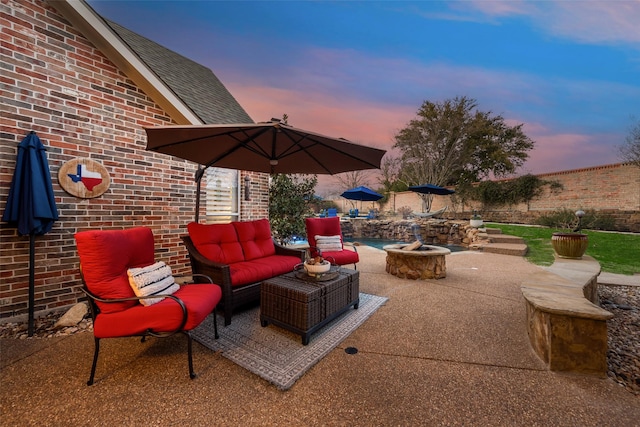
[2,0,639,323]
[1,0,270,320]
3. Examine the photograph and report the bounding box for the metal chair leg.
[224,310,232,326]
[87,337,100,386]
[213,308,219,339]
[187,333,196,379]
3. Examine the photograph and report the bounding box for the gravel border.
[598,284,640,396]
[0,310,93,339]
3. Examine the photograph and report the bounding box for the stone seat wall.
[521,256,613,376]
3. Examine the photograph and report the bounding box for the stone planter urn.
[469,218,483,228]
[551,232,588,259]
[469,210,483,228]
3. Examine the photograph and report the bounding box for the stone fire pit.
[383,244,451,280]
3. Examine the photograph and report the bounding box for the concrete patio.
[1,247,638,426]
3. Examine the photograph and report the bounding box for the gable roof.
[51,0,252,125]
[105,20,252,125]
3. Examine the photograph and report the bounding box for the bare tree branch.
[618,117,640,167]
[334,170,370,190]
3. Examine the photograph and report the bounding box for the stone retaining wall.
[341,219,484,247]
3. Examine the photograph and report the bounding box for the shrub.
[269,174,317,244]
[536,208,577,229]
[457,174,562,208]
[536,208,617,231]
[583,211,616,230]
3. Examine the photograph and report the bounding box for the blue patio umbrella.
[408,183,455,213]
[3,131,59,336]
[340,186,383,202]
[408,183,455,196]
[341,186,383,212]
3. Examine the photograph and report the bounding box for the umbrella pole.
[195,179,201,223]
[194,166,205,223]
[28,233,35,337]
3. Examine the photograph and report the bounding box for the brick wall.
[382,163,640,232]
[525,163,639,211]
[240,171,270,221]
[0,0,266,320]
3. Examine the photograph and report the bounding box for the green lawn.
[486,223,640,276]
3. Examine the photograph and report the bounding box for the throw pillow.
[127,261,180,306]
[315,235,343,252]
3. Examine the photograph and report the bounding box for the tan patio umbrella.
[145,120,385,174]
[144,119,386,220]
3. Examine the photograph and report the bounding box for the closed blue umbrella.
[3,131,59,336]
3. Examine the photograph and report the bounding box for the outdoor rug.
[191,293,387,390]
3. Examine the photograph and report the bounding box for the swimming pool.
[289,237,467,252]
[343,237,405,249]
[345,237,467,252]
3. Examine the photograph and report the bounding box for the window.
[205,167,239,223]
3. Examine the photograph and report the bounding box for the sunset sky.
[90,1,640,195]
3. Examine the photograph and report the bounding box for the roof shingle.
[106,19,253,125]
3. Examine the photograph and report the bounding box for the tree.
[334,170,370,209]
[378,155,399,191]
[267,112,318,244]
[269,173,317,244]
[376,155,407,204]
[335,170,370,191]
[618,118,640,167]
[393,96,535,210]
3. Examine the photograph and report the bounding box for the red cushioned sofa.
[182,219,305,326]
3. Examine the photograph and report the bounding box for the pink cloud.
[226,83,413,196]
[542,2,640,45]
[462,0,533,17]
[227,81,624,196]
[227,82,413,151]
[213,45,630,196]
[466,0,640,45]
[521,123,621,175]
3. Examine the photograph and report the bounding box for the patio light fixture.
[244,175,251,201]
[575,209,585,232]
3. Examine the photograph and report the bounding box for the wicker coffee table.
[260,268,359,345]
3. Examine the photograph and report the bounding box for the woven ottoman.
[260,269,359,345]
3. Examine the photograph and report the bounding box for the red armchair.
[75,227,222,385]
[305,217,359,268]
